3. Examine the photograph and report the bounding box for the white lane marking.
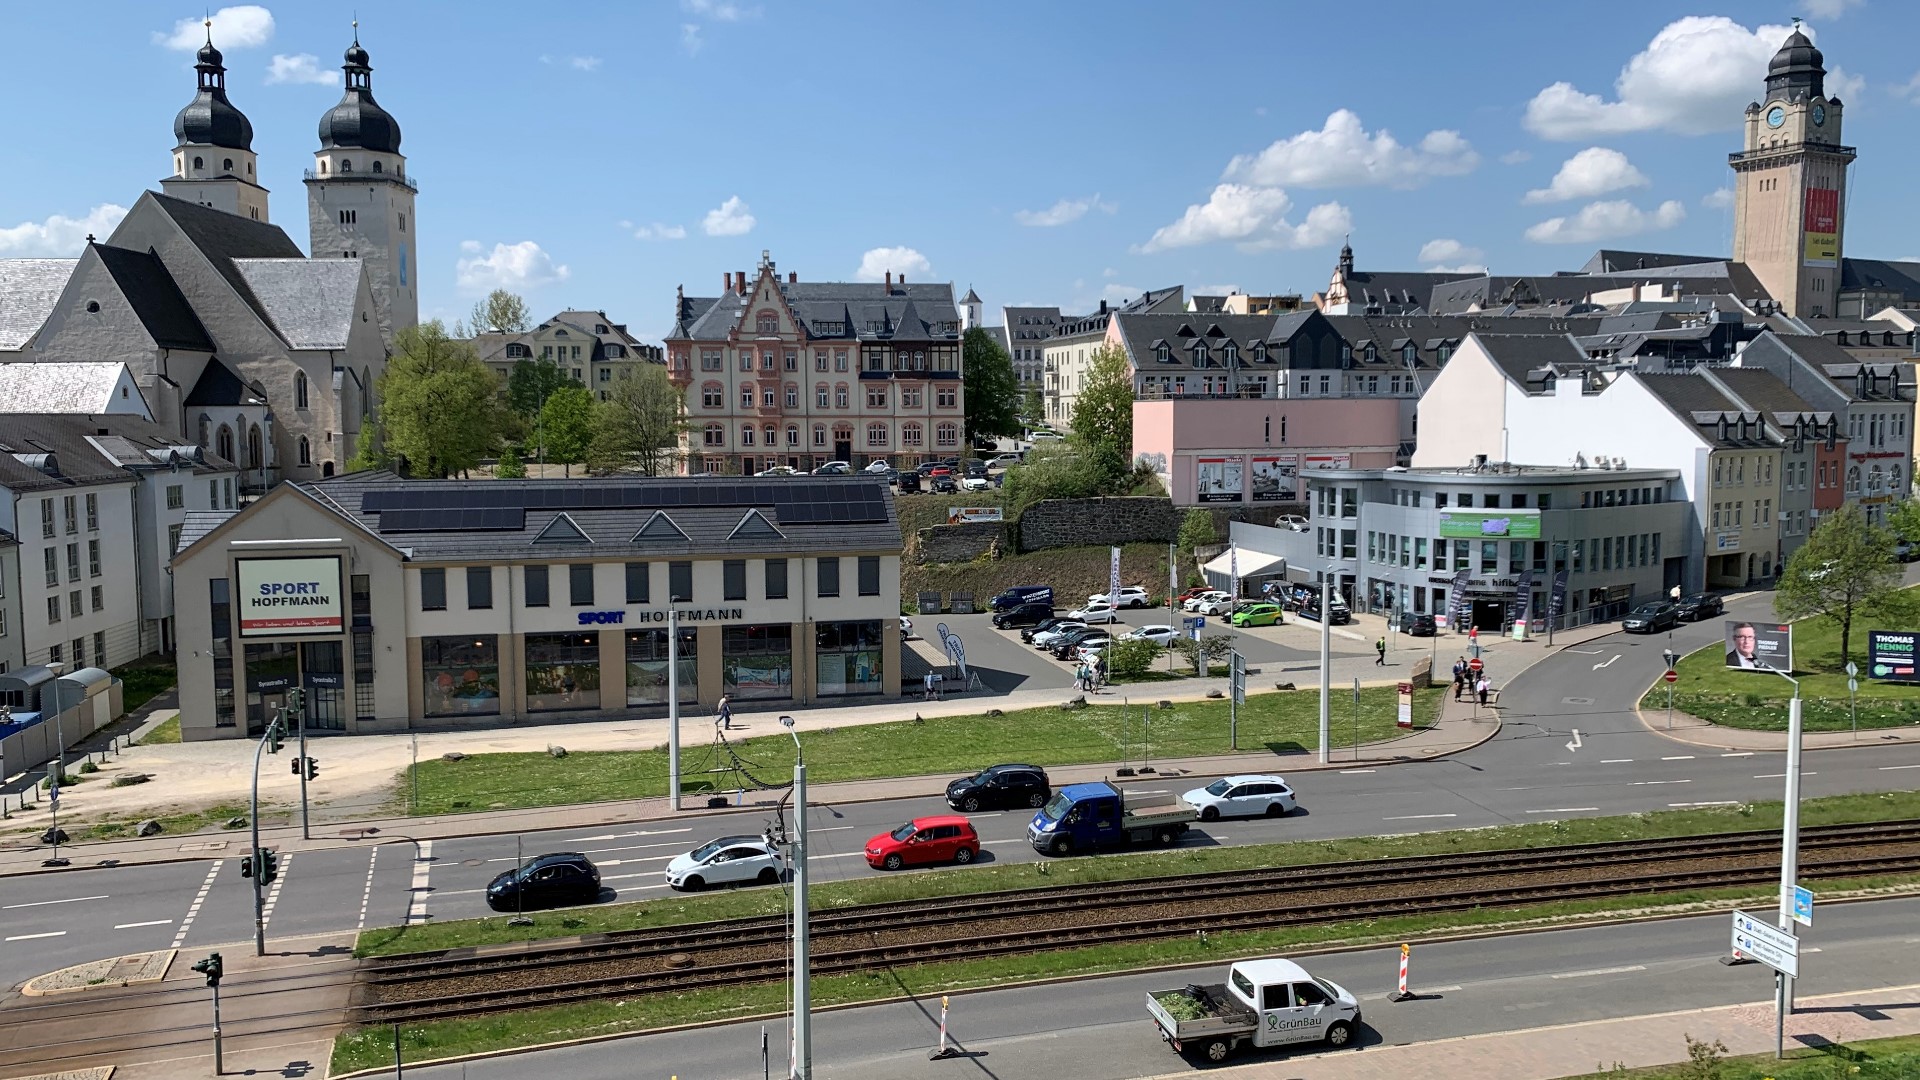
[115,919,173,930]
[1601,759,1634,764]
[1661,755,1696,761]
[1384,814,1457,821]
[1592,655,1620,670]
[1756,772,1816,779]
[1722,752,1754,758]
[5,931,67,941]
[570,827,695,842]
[1566,729,1583,753]
[1340,769,1376,774]
[405,840,434,925]
[1526,807,1600,814]
[1879,764,1920,771]
[259,854,294,926]
[2,894,108,910]
[1803,947,1823,954]
[808,852,866,861]
[172,862,222,949]
[1670,801,1742,808]
[356,846,380,931]
[1130,790,1170,795]
[1553,964,1646,979]
[1629,779,1692,786]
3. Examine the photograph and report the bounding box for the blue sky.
[5,1,1920,339]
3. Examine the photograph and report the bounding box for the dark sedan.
[486,852,602,911]
[1021,615,1075,642]
[1673,593,1725,621]
[1395,613,1438,637]
[1622,602,1680,634]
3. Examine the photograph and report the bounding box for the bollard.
[1388,943,1415,1002]
[930,994,958,1060]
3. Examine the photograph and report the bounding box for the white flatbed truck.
[1146,958,1360,1062]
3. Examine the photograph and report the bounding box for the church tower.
[161,26,270,222]
[959,287,983,330]
[305,30,418,341]
[1731,24,1854,318]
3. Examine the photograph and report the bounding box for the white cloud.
[855,247,932,283]
[1524,16,1802,138]
[683,0,755,21]
[1898,72,1920,104]
[1013,194,1117,228]
[155,5,273,50]
[264,53,338,86]
[1523,147,1650,204]
[1418,238,1483,266]
[1427,264,1489,274]
[1524,199,1687,244]
[633,222,687,241]
[455,240,571,292]
[0,204,128,256]
[1828,65,1865,102]
[1702,187,1735,209]
[1101,267,1119,278]
[680,24,703,53]
[1500,150,1532,165]
[701,196,755,237]
[570,56,603,72]
[1138,184,1348,254]
[1803,0,1862,17]
[1224,109,1479,189]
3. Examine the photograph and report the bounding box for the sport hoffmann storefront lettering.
[578,608,747,625]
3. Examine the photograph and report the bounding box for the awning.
[1202,548,1286,578]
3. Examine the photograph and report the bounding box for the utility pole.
[45,707,68,867]
[1317,576,1332,764]
[668,609,681,810]
[1351,676,1361,760]
[779,716,811,1080]
[292,688,310,840]
[248,712,284,956]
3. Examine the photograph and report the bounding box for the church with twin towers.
[0,23,419,486]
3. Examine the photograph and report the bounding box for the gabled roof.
[1634,373,1777,448]
[0,259,77,351]
[183,358,264,408]
[1840,258,1920,302]
[142,192,304,333]
[1705,367,1824,423]
[93,245,216,351]
[0,363,146,416]
[1580,249,1725,275]
[233,259,363,349]
[1471,333,1599,388]
[532,511,591,544]
[678,278,961,343]
[632,510,688,542]
[0,412,235,493]
[1113,312,1278,370]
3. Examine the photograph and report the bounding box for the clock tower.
[1731,24,1854,318]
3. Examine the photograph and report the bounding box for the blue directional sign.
[1790,885,1813,927]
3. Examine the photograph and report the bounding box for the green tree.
[468,289,531,335]
[493,447,526,478]
[537,386,598,477]
[506,358,579,419]
[1019,386,1044,426]
[1178,508,1218,552]
[1069,344,1135,484]
[1104,637,1162,679]
[377,321,506,478]
[587,365,687,476]
[1000,441,1107,519]
[1775,502,1902,664]
[344,423,390,474]
[1890,497,1919,544]
[962,328,1021,449]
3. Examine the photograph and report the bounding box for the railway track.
[354,819,1920,1024]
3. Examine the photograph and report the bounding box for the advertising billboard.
[1302,453,1352,471]
[1803,187,1839,268]
[1196,456,1243,502]
[1725,620,1793,672]
[1868,630,1917,681]
[1437,509,1542,539]
[235,556,345,638]
[1250,454,1297,501]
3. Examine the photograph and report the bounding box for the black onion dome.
[197,41,224,66]
[1765,28,1826,102]
[174,48,254,151]
[318,43,402,154]
[344,42,370,67]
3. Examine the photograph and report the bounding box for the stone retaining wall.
[1018,497,1180,552]
[915,521,1004,564]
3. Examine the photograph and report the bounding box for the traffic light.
[290,758,302,777]
[287,687,306,714]
[239,852,253,878]
[302,757,318,781]
[266,719,284,754]
[190,952,223,987]
[259,848,279,884]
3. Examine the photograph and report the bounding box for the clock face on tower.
[1766,106,1786,129]
[1812,103,1826,126]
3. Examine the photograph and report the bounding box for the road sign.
[1468,657,1484,672]
[1469,644,1483,659]
[1730,910,1799,977]
[1848,677,1859,693]
[1397,682,1414,728]
[1845,660,1859,678]
[1231,654,1247,706]
[1664,669,1679,684]
[1789,886,1813,927]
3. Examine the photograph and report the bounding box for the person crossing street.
[1375,636,1387,666]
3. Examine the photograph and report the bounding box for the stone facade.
[914,521,1004,564]
[1017,497,1181,553]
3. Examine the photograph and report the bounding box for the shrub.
[1105,637,1162,678]
[1177,508,1218,552]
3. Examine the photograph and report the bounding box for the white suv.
[1089,585,1150,608]
[1182,775,1298,821]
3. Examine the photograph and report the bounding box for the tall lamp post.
[1759,663,1804,1055]
[778,715,811,1080]
[1317,572,1333,764]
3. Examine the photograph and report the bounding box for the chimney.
[1100,300,1108,315]
[899,272,907,285]
[737,270,747,294]
[722,271,731,293]
[885,271,893,292]
[788,271,797,284]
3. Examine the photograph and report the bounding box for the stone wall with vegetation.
[915,522,1006,564]
[1018,497,1181,553]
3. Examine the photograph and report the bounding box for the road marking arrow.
[1565,728,1583,752]
[1592,655,1620,670]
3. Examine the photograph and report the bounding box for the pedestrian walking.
[1375,636,1387,666]
[716,693,733,730]
[1476,676,1490,707]
[1092,653,1107,690]
[1452,658,1468,701]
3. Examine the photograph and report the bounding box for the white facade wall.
[10,483,142,669]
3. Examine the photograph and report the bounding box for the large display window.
[526,632,601,712]
[422,636,501,717]
[722,624,792,701]
[625,628,697,706]
[816,620,883,697]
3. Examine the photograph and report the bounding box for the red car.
[864,815,979,871]
[1176,586,1213,606]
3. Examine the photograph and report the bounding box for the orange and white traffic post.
[930,995,958,1060]
[1389,943,1415,1002]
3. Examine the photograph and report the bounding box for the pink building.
[1134,397,1402,504]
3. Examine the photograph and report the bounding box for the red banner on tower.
[1803,187,1839,267]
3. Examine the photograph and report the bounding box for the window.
[66,543,80,583]
[835,385,850,409]
[420,568,447,610]
[813,424,827,448]
[569,563,595,606]
[467,567,492,609]
[166,484,185,509]
[701,349,722,371]
[69,591,82,618]
[936,422,959,447]
[784,350,798,371]
[741,424,756,446]
[765,558,788,599]
[43,548,56,588]
[525,564,550,607]
[835,350,848,371]
[738,351,753,372]
[702,383,724,408]
[757,312,778,334]
[901,386,922,408]
[817,556,841,597]
[91,585,103,612]
[937,387,958,408]
[721,559,749,601]
[867,422,888,448]
[1480,541,1499,574]
[625,562,650,604]
[704,422,725,447]
[740,384,754,410]
[785,384,798,408]
[47,596,60,623]
[88,540,100,577]
[168,523,183,556]
[901,422,923,447]
[41,499,53,539]
[858,555,881,596]
[816,384,830,407]
[815,350,829,372]
[298,437,312,466]
[867,385,888,409]
[422,635,500,718]
[786,424,799,447]
[669,560,693,602]
[64,495,77,534]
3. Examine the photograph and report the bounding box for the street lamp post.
[1759,664,1804,1057]
[1317,575,1331,764]
[668,609,681,811]
[779,715,811,1080]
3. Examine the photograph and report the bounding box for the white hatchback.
[1125,624,1179,646]
[664,835,786,890]
[1183,591,1228,613]
[1182,775,1298,821]
[1067,602,1123,624]
[1089,585,1150,609]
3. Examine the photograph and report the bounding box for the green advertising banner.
[1437,510,1542,539]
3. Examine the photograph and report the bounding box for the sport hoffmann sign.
[236,556,344,637]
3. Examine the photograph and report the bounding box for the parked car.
[1194,594,1236,617]
[1021,615,1076,642]
[1125,624,1180,647]
[894,471,922,493]
[1295,597,1351,625]
[1275,515,1309,532]
[899,616,914,640]
[990,452,1024,468]
[1027,781,1193,855]
[1673,593,1725,621]
[813,461,852,475]
[916,461,945,476]
[865,815,980,870]
[989,585,1054,611]
[1176,585,1216,607]
[1148,958,1359,1061]
[946,764,1052,812]
[1089,585,1151,609]
[861,459,892,475]
[964,459,990,477]
[1069,634,1116,661]
[1622,602,1679,634]
[959,476,994,492]
[755,465,801,476]
[1181,775,1297,821]
[1030,430,1064,442]
[1393,613,1438,637]
[931,475,959,494]
[1897,538,1918,563]
[1230,602,1284,628]
[1049,627,1107,658]
[1184,590,1229,613]
[992,602,1055,630]
[664,835,785,891]
[486,852,602,911]
[1030,621,1088,648]
[1068,601,1124,624]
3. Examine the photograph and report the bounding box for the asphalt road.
[4,586,1917,994]
[365,894,1920,1080]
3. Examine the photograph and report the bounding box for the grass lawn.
[1560,1033,1920,1079]
[139,716,181,744]
[111,659,177,714]
[358,787,1920,958]
[1651,591,1920,732]
[404,686,1442,816]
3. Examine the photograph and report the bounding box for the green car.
[1230,603,1283,628]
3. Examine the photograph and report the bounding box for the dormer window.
[1193,343,1209,366]
[1364,344,1377,362]
[1155,344,1171,363]
[1222,343,1237,364]
[1252,342,1266,362]
[1436,343,1452,364]
[1401,343,1418,364]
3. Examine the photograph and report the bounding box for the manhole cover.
[462,859,486,866]
[1562,697,1594,705]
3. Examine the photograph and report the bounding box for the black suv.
[486,852,602,911]
[946,764,1052,811]
[992,602,1054,629]
[1622,602,1680,634]
[1673,593,1724,621]
[1395,613,1438,637]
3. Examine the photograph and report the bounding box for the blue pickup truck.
[1026,781,1196,855]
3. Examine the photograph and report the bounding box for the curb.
[21,949,175,998]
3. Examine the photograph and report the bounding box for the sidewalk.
[1148,981,1920,1080]
[1641,697,1920,753]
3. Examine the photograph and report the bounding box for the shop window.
[525,564,550,607]
[816,620,884,697]
[625,628,697,706]
[525,632,601,712]
[722,624,793,701]
[422,636,500,717]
